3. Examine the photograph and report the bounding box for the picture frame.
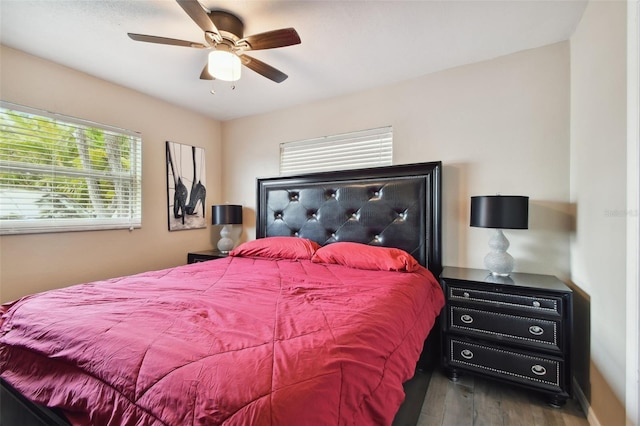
[166,141,207,231]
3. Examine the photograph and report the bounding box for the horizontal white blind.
[280,126,392,175]
[0,101,142,235]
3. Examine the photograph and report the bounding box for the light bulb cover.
[208,51,241,82]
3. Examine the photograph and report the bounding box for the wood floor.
[416,369,589,426]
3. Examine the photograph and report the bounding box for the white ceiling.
[0,0,587,121]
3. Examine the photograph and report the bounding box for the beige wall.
[570,1,628,425]
[0,46,223,303]
[222,42,571,279]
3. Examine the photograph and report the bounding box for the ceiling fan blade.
[200,64,214,80]
[176,0,218,34]
[128,33,207,48]
[241,55,288,83]
[240,28,301,51]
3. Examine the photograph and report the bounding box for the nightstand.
[187,249,228,264]
[440,266,573,407]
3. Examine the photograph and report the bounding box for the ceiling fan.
[127,0,301,83]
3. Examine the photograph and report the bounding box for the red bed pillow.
[311,242,420,272]
[229,237,321,260]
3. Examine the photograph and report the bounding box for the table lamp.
[470,195,529,276]
[212,204,243,253]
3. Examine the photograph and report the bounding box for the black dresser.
[440,266,573,407]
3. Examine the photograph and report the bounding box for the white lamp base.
[217,225,235,253]
[484,229,515,276]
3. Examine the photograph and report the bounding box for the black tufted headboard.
[256,162,442,276]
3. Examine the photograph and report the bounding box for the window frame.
[0,101,142,235]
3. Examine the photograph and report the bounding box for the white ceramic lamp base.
[217,225,235,253]
[484,229,515,276]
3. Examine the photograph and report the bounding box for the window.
[279,126,392,175]
[0,101,142,235]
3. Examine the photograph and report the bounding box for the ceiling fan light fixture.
[128,3,300,84]
[208,50,241,82]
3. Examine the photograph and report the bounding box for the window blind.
[0,101,142,235]
[280,126,392,175]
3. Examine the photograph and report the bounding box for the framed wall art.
[166,141,207,231]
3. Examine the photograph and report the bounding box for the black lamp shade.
[470,196,529,229]
[212,205,243,225]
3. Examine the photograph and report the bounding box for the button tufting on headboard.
[325,189,336,199]
[257,162,442,275]
[265,179,423,258]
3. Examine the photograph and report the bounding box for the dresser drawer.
[449,286,563,316]
[447,338,564,393]
[449,306,561,351]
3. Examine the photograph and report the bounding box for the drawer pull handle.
[463,292,470,298]
[461,349,474,359]
[529,325,544,336]
[532,301,541,308]
[460,314,474,324]
[531,364,547,376]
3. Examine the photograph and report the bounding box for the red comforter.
[0,257,444,425]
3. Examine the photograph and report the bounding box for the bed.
[0,161,444,426]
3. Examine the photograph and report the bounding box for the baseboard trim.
[573,378,602,426]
